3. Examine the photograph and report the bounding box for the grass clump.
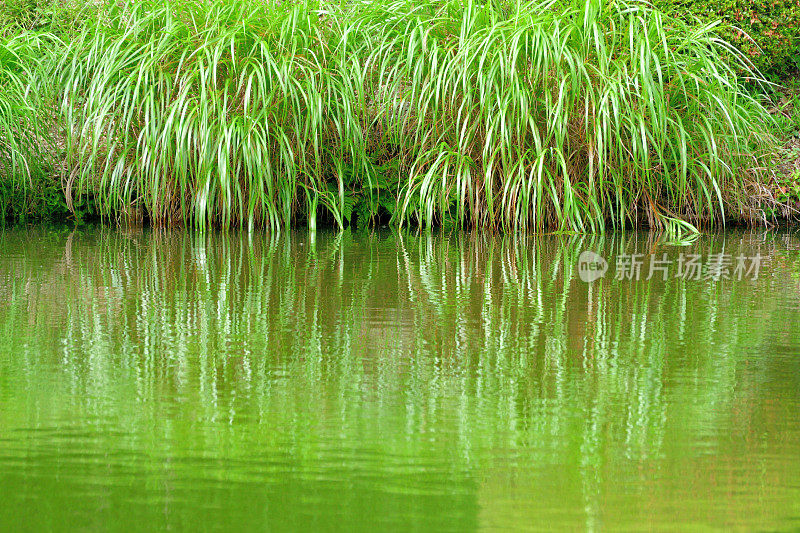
[0,31,30,181]
[0,28,63,220]
[54,0,777,231]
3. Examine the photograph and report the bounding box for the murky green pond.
[1,227,799,531]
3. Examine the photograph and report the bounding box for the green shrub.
[657,0,800,77]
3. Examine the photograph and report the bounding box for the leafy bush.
[657,0,800,77]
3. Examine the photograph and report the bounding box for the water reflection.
[0,227,799,530]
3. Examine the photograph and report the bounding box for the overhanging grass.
[48,0,779,231]
[0,28,57,219]
[0,30,34,183]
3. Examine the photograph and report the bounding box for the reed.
[37,0,781,230]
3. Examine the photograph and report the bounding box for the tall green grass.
[0,30,34,183]
[0,28,56,218]
[46,0,780,230]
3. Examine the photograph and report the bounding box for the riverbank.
[1,0,797,232]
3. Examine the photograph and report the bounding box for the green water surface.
[0,227,799,531]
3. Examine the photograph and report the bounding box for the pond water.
[0,227,799,531]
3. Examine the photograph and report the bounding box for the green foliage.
[0,29,43,196]
[0,32,31,179]
[777,169,800,203]
[334,156,401,227]
[56,0,776,232]
[0,26,72,221]
[0,0,86,35]
[1,172,67,221]
[0,0,44,29]
[763,167,800,219]
[656,0,800,77]
[773,78,800,138]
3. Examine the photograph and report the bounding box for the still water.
[0,227,799,531]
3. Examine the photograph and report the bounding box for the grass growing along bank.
[0,0,790,231]
[0,23,91,222]
[0,29,51,217]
